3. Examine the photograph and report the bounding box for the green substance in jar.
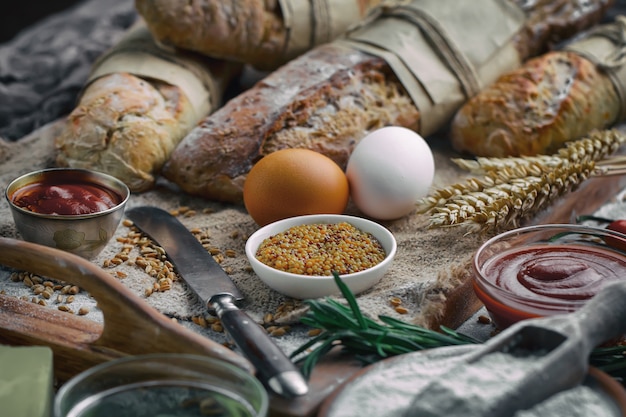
[67,382,255,417]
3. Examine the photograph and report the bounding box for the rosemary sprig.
[291,272,626,381]
[417,129,626,233]
[290,272,479,377]
[592,346,626,378]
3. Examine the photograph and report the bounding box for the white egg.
[346,126,435,220]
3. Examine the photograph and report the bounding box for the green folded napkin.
[0,344,54,417]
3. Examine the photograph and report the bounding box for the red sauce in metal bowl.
[474,243,626,329]
[10,180,123,215]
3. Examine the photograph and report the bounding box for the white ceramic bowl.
[245,214,397,299]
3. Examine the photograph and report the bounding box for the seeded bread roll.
[162,0,613,204]
[450,51,621,157]
[135,0,383,71]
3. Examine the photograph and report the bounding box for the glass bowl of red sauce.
[5,168,130,259]
[473,224,626,330]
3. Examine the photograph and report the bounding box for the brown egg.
[243,148,349,226]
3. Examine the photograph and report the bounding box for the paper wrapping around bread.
[135,0,383,71]
[450,16,626,157]
[337,0,525,136]
[163,0,612,204]
[54,22,241,192]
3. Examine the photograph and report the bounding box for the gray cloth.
[0,0,137,141]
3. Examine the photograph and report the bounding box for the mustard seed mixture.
[255,222,386,276]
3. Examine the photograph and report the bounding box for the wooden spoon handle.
[0,237,252,381]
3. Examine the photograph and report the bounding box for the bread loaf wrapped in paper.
[451,16,626,157]
[54,21,241,192]
[135,0,383,70]
[162,0,613,204]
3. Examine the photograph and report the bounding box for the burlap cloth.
[0,119,488,354]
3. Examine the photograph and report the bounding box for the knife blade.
[125,206,308,398]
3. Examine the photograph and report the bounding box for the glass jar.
[54,353,268,417]
[473,224,626,329]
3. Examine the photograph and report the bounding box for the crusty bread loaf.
[450,51,620,157]
[55,73,197,192]
[163,43,419,203]
[54,22,241,192]
[162,0,613,204]
[135,0,383,71]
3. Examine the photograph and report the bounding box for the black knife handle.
[211,295,309,397]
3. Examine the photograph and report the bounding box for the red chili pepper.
[605,220,626,252]
[576,215,626,252]
[606,219,626,234]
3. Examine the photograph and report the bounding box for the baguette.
[55,73,197,192]
[54,23,241,192]
[450,16,626,158]
[135,0,383,70]
[450,51,620,157]
[163,0,613,204]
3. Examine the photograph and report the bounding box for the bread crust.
[135,0,383,70]
[55,73,196,192]
[53,18,243,193]
[163,43,419,203]
[513,0,614,59]
[450,51,620,157]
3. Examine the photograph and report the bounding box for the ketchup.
[11,180,122,215]
[481,244,626,303]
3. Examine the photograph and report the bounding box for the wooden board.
[0,238,252,375]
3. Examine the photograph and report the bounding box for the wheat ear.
[418,129,626,233]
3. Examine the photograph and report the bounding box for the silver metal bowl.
[5,168,130,259]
